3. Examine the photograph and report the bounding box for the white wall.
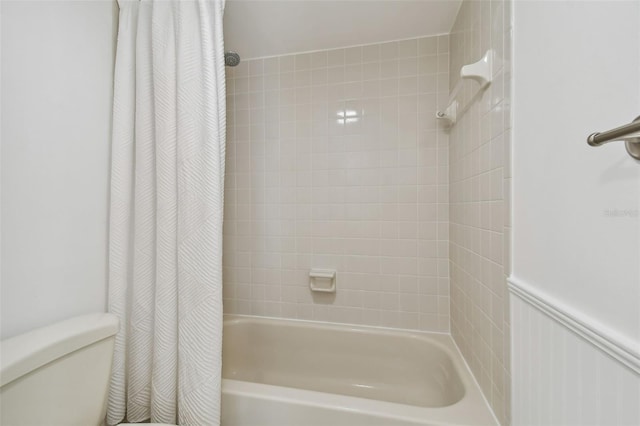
[1,0,117,339]
[511,1,640,424]
[511,0,639,346]
[511,296,640,426]
[223,0,461,59]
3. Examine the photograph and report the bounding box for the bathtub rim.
[222,314,499,426]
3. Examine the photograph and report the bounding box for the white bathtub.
[221,316,496,426]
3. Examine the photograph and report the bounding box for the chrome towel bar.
[587,116,640,160]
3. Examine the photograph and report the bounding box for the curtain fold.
[107,0,226,424]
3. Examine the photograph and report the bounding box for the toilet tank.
[0,313,119,426]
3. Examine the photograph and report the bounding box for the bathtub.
[221,316,496,426]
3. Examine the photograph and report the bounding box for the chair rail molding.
[508,276,640,375]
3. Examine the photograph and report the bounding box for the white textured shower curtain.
[107,0,226,424]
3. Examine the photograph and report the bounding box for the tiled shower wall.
[448,0,512,424]
[223,35,451,332]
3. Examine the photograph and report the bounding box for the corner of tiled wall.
[448,0,512,424]
[223,35,452,333]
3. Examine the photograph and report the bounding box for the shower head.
[225,51,240,67]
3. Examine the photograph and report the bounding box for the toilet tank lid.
[0,313,119,387]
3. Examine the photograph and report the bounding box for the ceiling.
[223,0,462,60]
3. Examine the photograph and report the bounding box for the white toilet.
[0,314,175,426]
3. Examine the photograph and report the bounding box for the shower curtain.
[107,0,226,424]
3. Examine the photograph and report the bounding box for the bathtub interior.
[222,318,465,408]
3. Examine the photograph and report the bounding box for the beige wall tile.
[448,0,512,424]
[224,36,450,333]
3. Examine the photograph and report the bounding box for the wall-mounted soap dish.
[309,269,336,293]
